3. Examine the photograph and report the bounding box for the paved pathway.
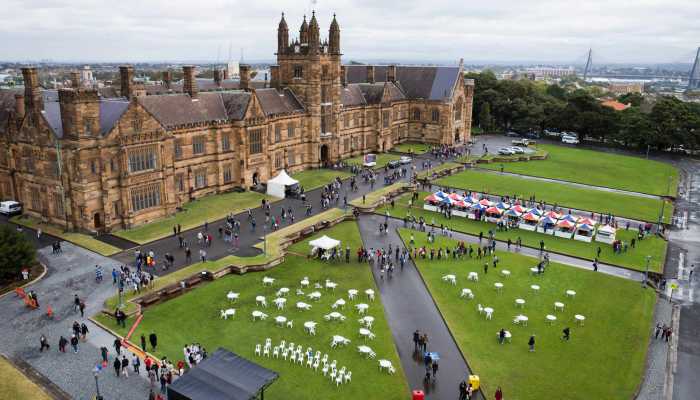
[357,214,481,400]
[0,243,151,400]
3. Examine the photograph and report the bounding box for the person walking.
[431,361,439,377]
[495,387,503,400]
[528,335,536,352]
[80,322,89,341]
[562,327,571,341]
[39,334,50,352]
[593,258,598,272]
[79,299,86,317]
[73,294,80,312]
[100,346,109,366]
[121,355,129,378]
[413,330,420,350]
[133,353,141,375]
[149,332,158,352]
[70,334,79,353]
[654,323,662,339]
[459,380,468,400]
[58,336,68,353]
[113,357,122,377]
[114,338,122,355]
[422,333,429,352]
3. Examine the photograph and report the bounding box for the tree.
[0,225,35,283]
[618,92,643,107]
[479,102,495,133]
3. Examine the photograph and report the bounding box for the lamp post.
[644,255,651,288]
[93,364,103,400]
[263,223,267,256]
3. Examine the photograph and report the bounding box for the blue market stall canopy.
[167,348,278,400]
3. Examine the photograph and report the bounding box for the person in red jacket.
[495,386,503,400]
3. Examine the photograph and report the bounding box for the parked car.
[399,156,412,164]
[498,147,514,155]
[362,153,377,167]
[386,160,401,169]
[544,130,560,137]
[524,132,540,139]
[509,146,525,154]
[505,131,520,137]
[511,138,530,146]
[561,135,579,144]
[0,200,22,216]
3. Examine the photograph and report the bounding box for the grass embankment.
[97,222,409,400]
[416,162,462,180]
[113,191,272,245]
[292,169,353,191]
[10,216,121,256]
[0,357,52,400]
[346,153,402,169]
[349,182,408,208]
[437,169,673,223]
[379,193,667,273]
[391,142,431,154]
[400,230,655,400]
[480,144,679,196]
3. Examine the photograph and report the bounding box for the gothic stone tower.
[274,12,342,166]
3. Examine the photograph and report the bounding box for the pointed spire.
[330,13,339,31]
[300,14,308,32]
[329,13,340,55]
[309,10,319,29]
[278,12,287,29]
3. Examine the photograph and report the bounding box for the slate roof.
[255,88,304,116]
[0,89,21,130]
[144,79,268,96]
[138,91,251,128]
[340,82,405,107]
[345,65,460,101]
[42,98,129,138]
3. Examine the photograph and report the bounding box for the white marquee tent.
[266,170,299,198]
[309,235,341,250]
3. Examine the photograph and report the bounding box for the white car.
[0,200,22,216]
[498,147,514,155]
[561,135,579,144]
[509,147,525,154]
[399,156,412,164]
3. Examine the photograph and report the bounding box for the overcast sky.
[1,0,698,64]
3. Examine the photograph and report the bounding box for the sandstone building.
[0,13,474,233]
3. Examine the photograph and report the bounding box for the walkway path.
[357,214,482,400]
[0,242,152,400]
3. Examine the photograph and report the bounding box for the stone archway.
[93,212,102,229]
[252,172,260,186]
[455,129,461,143]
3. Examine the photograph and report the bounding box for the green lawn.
[480,144,679,196]
[292,169,353,191]
[113,191,273,244]
[379,192,667,273]
[416,162,462,180]
[10,216,121,256]
[349,182,408,208]
[97,222,408,400]
[437,169,673,223]
[391,142,431,154]
[0,357,52,400]
[345,153,402,169]
[399,230,655,400]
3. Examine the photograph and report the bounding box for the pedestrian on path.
[39,334,50,352]
[79,299,86,317]
[100,346,109,366]
[413,330,420,349]
[432,361,439,377]
[73,294,80,312]
[70,334,79,353]
[58,336,67,353]
[459,380,468,400]
[113,357,121,377]
[121,355,129,378]
[80,323,89,341]
[133,354,141,375]
[114,338,122,355]
[593,258,598,272]
[528,335,536,352]
[654,323,662,339]
[149,332,158,352]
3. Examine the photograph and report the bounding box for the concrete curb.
[0,262,48,300]
[664,304,680,400]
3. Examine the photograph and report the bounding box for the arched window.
[412,108,421,121]
[431,108,440,122]
[454,98,463,121]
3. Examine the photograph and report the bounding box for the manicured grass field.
[10,216,121,256]
[0,357,52,400]
[113,191,272,244]
[391,143,431,154]
[292,169,353,191]
[97,222,408,400]
[379,193,667,273]
[437,169,673,223]
[346,153,402,169]
[399,230,655,400]
[480,144,679,196]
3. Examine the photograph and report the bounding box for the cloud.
[0,0,697,63]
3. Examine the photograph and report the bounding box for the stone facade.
[0,13,473,233]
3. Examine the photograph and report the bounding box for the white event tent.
[266,170,299,198]
[309,235,341,250]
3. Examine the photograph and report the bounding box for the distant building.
[226,61,240,79]
[608,82,643,95]
[80,66,93,84]
[524,66,576,79]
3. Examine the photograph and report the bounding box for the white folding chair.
[344,371,352,383]
[254,344,261,356]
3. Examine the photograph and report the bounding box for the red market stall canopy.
[485,206,502,215]
[578,218,595,226]
[523,212,540,222]
[557,219,575,229]
[545,211,562,220]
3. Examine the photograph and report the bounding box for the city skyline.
[1,0,698,64]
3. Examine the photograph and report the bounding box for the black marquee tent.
[167,348,279,400]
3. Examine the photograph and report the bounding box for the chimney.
[162,70,172,89]
[239,64,251,90]
[213,69,222,87]
[223,68,230,80]
[264,72,268,88]
[14,93,25,119]
[59,87,100,138]
[70,71,81,88]
[119,65,134,99]
[21,67,43,113]
[341,66,347,87]
[387,65,396,83]
[183,65,198,98]
[366,65,375,84]
[270,65,279,89]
